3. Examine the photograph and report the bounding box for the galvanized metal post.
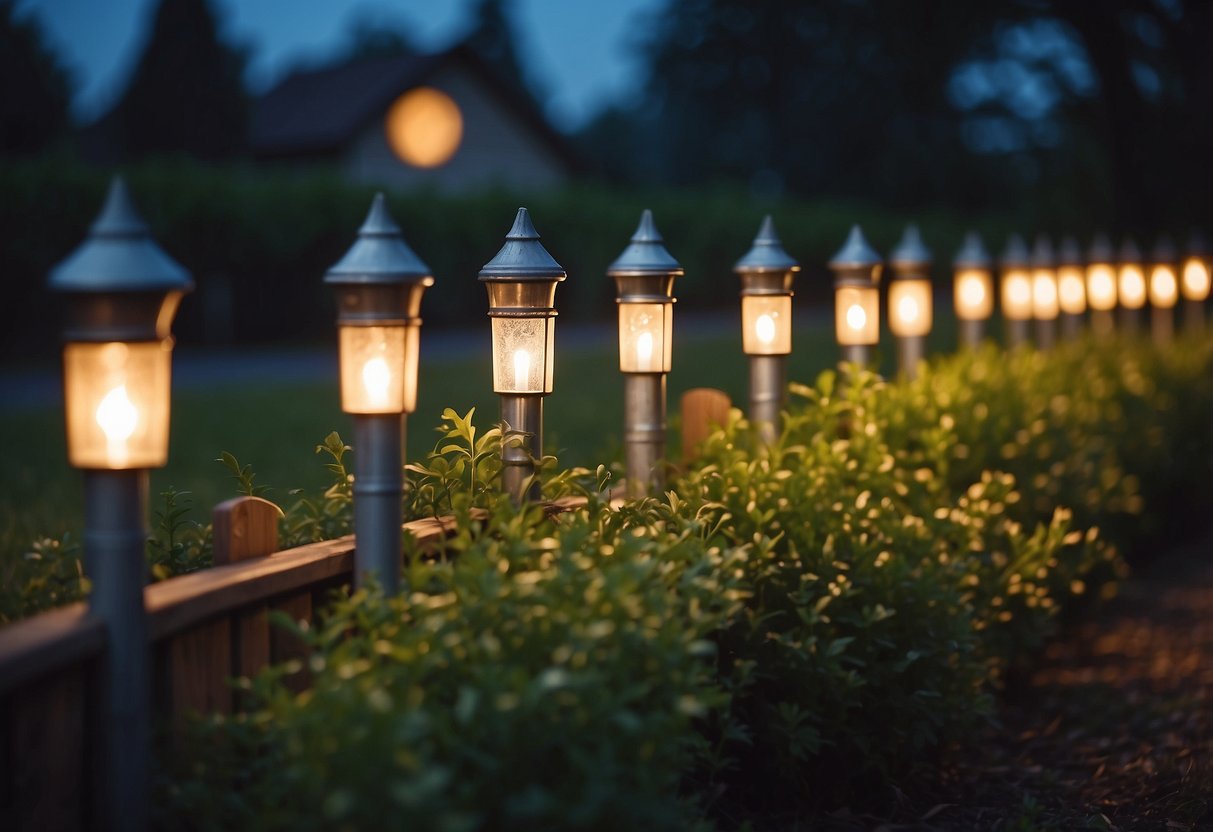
[623,373,666,497]
[1091,308,1115,336]
[959,318,985,348]
[1060,313,1082,341]
[748,355,784,445]
[352,414,403,592]
[85,470,150,832]
[1184,298,1206,333]
[501,394,543,503]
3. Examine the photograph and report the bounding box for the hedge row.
[1,155,1017,357]
[153,334,1213,830]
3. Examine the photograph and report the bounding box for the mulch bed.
[821,541,1213,831]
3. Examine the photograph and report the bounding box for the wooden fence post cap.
[213,496,283,565]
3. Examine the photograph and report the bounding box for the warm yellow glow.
[618,302,671,372]
[1031,269,1059,319]
[1001,270,1032,320]
[955,269,993,320]
[1182,258,1211,301]
[1087,264,1117,311]
[889,279,932,337]
[492,317,553,393]
[385,87,463,168]
[756,314,776,343]
[64,340,172,469]
[1149,265,1178,308]
[513,349,531,388]
[1119,264,1147,309]
[741,295,792,354]
[1057,267,1086,314]
[361,357,392,407]
[339,326,413,413]
[835,285,879,345]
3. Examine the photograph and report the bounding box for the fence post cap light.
[324,193,433,288]
[829,224,882,276]
[49,177,193,340]
[953,231,992,269]
[479,207,567,282]
[999,233,1030,269]
[889,224,931,272]
[734,215,800,284]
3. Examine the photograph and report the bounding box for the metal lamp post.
[999,234,1032,348]
[324,193,432,593]
[1030,235,1059,351]
[953,231,993,349]
[48,178,193,831]
[1148,238,1178,346]
[1117,238,1147,334]
[479,208,566,504]
[1056,237,1087,341]
[829,225,882,369]
[1181,234,1211,333]
[1086,233,1118,336]
[608,209,683,497]
[888,224,932,379]
[734,215,799,445]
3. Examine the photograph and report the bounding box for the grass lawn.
[0,313,960,563]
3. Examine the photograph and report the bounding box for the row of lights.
[827,226,1213,378]
[41,182,1213,826]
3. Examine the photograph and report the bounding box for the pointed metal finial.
[1000,233,1030,268]
[1119,237,1142,264]
[890,224,931,268]
[1057,236,1083,267]
[325,193,433,285]
[1031,234,1055,268]
[953,231,991,269]
[49,176,192,293]
[829,225,881,269]
[607,209,684,276]
[479,207,567,280]
[1089,232,1115,262]
[734,215,799,273]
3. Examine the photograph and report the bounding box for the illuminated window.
[385,87,463,168]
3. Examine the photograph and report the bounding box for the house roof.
[251,43,578,170]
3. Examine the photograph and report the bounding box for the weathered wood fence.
[0,389,732,831]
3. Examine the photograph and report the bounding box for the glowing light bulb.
[756,313,777,344]
[1088,266,1116,309]
[96,383,138,466]
[960,278,985,309]
[635,331,653,366]
[897,295,919,324]
[513,348,531,388]
[1058,273,1085,311]
[1033,275,1057,307]
[361,356,391,406]
[846,304,866,331]
[1183,259,1210,300]
[1120,266,1146,307]
[1008,280,1031,306]
[1151,266,1177,307]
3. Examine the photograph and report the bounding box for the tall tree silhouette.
[466,0,544,102]
[0,0,71,154]
[114,0,248,160]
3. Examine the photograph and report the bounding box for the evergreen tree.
[0,0,72,154]
[114,0,249,160]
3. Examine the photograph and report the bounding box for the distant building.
[251,44,577,193]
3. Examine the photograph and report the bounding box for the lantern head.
[607,209,683,373]
[999,234,1032,321]
[479,208,567,395]
[325,194,433,415]
[888,224,932,338]
[1118,238,1147,310]
[48,178,193,470]
[953,231,993,321]
[829,225,881,346]
[734,215,799,355]
[1086,233,1118,311]
[1056,237,1087,315]
[1030,235,1059,320]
